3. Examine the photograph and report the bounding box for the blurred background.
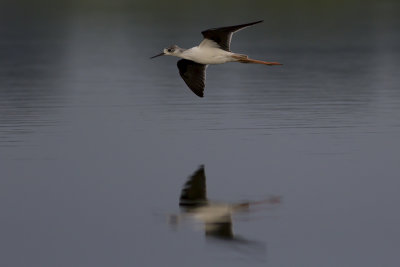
[1,1,399,266]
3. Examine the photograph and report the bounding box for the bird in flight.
[151,20,282,98]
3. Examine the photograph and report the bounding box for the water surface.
[1,2,400,266]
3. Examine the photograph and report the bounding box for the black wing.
[205,218,234,239]
[179,165,207,207]
[201,20,263,51]
[177,59,206,97]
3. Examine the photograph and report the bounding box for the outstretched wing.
[177,59,207,97]
[179,165,207,207]
[200,20,263,51]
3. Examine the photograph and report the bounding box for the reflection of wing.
[179,165,207,206]
[193,204,234,239]
[205,217,234,239]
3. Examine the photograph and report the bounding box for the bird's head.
[151,45,182,59]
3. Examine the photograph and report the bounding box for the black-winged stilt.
[151,20,282,97]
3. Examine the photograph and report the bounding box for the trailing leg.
[232,54,282,66]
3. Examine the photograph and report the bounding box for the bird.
[150,20,282,98]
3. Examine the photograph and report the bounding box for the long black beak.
[150,52,165,59]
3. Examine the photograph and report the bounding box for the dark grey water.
[1,1,400,266]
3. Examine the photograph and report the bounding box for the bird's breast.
[182,47,235,65]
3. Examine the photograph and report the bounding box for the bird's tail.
[232,54,282,66]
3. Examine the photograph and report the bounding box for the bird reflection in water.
[169,165,281,245]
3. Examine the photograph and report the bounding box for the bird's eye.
[167,48,173,52]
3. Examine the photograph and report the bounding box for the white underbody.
[179,39,239,65]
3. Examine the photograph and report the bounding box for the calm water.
[1,2,400,266]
